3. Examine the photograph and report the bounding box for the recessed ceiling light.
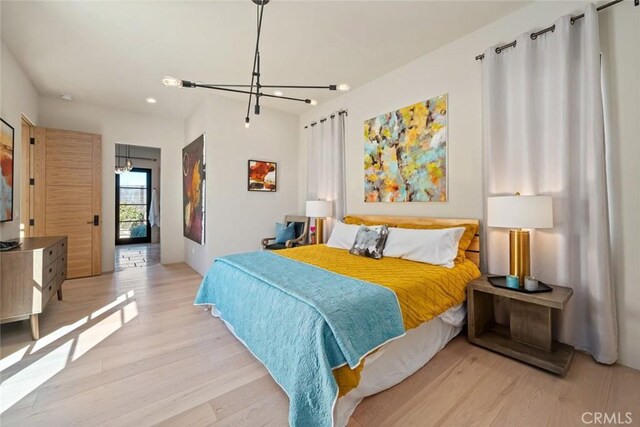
[146,97,157,104]
[273,90,283,97]
[60,94,73,101]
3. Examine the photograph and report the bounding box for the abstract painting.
[183,135,205,244]
[248,160,277,192]
[364,94,448,202]
[0,118,14,222]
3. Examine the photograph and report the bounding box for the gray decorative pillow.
[349,225,389,259]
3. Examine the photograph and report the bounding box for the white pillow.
[326,222,361,250]
[383,227,465,268]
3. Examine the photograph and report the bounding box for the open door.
[33,128,102,278]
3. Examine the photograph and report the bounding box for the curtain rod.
[304,110,348,129]
[475,0,636,61]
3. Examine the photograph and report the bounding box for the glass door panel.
[115,168,151,245]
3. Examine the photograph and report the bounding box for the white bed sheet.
[333,303,466,427]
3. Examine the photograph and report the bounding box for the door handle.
[94,215,100,226]
[86,221,93,224]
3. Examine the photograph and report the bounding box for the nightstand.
[467,275,574,376]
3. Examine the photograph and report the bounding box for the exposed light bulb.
[162,76,183,87]
[125,158,133,171]
[338,84,350,91]
[273,90,283,97]
[310,99,318,106]
[244,118,250,129]
[146,97,157,104]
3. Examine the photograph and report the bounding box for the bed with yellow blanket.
[195,215,481,427]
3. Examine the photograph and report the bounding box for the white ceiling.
[1,1,528,119]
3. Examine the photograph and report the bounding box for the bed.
[195,215,481,427]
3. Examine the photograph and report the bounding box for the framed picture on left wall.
[0,118,15,222]
[183,134,206,244]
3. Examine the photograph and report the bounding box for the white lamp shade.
[306,200,333,218]
[487,195,553,229]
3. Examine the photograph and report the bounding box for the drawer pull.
[49,286,52,291]
[61,243,65,247]
[49,268,53,273]
[49,250,53,256]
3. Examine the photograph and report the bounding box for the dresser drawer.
[57,252,67,271]
[42,277,57,306]
[57,238,68,257]
[43,260,57,285]
[57,267,67,286]
[43,245,57,267]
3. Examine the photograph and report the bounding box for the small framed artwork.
[248,160,277,192]
[1,118,15,222]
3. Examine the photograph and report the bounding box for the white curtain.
[307,112,346,241]
[482,4,618,363]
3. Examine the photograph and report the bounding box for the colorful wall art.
[0,118,15,222]
[183,135,205,244]
[364,94,448,202]
[248,160,277,192]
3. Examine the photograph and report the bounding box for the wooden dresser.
[0,236,68,339]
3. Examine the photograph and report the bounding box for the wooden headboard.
[343,215,481,267]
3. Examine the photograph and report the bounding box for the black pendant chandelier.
[162,0,349,128]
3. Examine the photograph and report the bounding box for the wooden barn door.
[34,128,102,278]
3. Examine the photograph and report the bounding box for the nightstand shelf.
[467,275,574,376]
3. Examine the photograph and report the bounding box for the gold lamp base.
[509,229,530,284]
[315,218,325,244]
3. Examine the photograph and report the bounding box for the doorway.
[113,144,161,271]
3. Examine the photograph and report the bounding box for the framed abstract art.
[0,118,15,222]
[364,94,448,202]
[248,160,277,192]
[182,134,205,244]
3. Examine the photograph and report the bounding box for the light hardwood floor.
[1,263,638,426]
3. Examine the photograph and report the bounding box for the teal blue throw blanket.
[194,251,405,426]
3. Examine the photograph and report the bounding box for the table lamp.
[487,193,553,284]
[306,200,333,244]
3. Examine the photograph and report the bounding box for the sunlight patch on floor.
[0,340,73,414]
[72,300,138,362]
[30,291,134,355]
[0,295,139,414]
[0,345,30,374]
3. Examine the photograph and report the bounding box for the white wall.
[38,97,184,271]
[184,94,300,276]
[299,1,588,221]
[0,41,39,240]
[599,5,640,370]
[298,1,639,369]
